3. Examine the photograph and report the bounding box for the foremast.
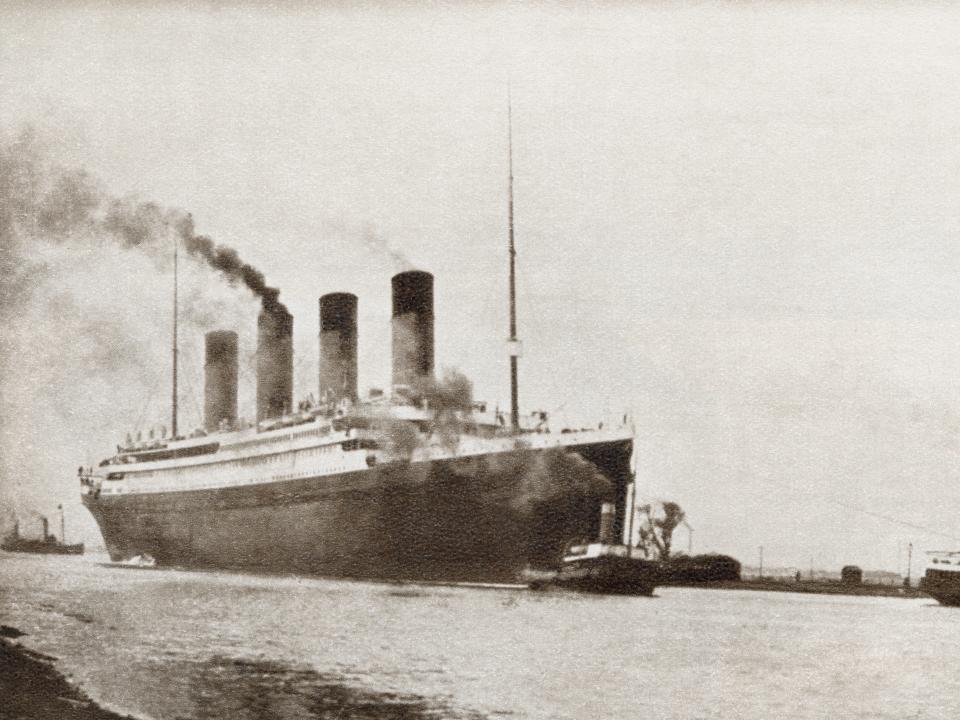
[507,87,521,431]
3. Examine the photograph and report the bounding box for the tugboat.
[525,501,661,595]
[2,507,84,556]
[921,551,960,606]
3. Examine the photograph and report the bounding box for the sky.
[2,0,960,575]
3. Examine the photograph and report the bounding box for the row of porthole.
[132,458,341,488]
[125,435,590,481]
[126,435,577,484]
[138,450,329,481]
[213,444,340,467]
[272,470,320,482]
[123,439,580,490]
[227,433,296,450]
[116,440,342,475]
[106,462,354,494]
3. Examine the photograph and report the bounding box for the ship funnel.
[598,502,616,545]
[41,516,50,541]
[256,307,294,422]
[204,330,239,432]
[319,293,358,405]
[391,270,434,388]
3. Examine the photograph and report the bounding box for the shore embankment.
[664,579,925,599]
[0,625,135,720]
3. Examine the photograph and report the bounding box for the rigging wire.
[178,344,204,430]
[237,349,258,421]
[742,469,960,544]
[820,498,960,544]
[132,370,164,435]
[293,352,312,403]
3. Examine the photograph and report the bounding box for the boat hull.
[530,556,660,596]
[1,540,85,555]
[83,438,632,584]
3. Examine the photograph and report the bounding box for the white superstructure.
[81,407,632,499]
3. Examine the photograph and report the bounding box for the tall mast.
[508,87,520,431]
[171,231,179,438]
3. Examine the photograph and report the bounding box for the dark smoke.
[1,125,285,315]
[415,368,473,450]
[36,169,101,238]
[102,197,164,246]
[502,447,616,563]
[507,446,614,514]
[0,125,265,527]
[175,214,286,314]
[363,368,474,458]
[417,368,473,416]
[377,417,421,460]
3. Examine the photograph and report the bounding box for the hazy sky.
[2,1,960,574]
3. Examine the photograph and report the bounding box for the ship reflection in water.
[3,553,960,720]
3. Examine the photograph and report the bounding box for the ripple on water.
[3,555,960,720]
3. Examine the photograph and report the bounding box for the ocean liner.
[80,119,635,584]
[80,268,633,582]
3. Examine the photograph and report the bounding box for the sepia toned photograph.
[2,2,959,718]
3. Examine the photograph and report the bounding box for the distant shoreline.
[0,625,136,720]
[664,579,926,599]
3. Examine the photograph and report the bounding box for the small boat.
[921,551,960,606]
[525,502,661,596]
[1,512,84,556]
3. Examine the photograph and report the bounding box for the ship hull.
[83,438,632,584]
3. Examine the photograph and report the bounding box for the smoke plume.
[1,125,286,316]
[0,125,265,531]
[376,417,421,460]
[415,368,473,450]
[361,223,412,272]
[508,447,614,514]
[363,367,474,458]
[504,447,615,563]
[175,214,286,315]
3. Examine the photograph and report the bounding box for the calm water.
[2,551,959,720]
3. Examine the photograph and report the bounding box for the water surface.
[1,551,958,719]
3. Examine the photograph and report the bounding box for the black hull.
[539,555,660,596]
[83,439,632,584]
